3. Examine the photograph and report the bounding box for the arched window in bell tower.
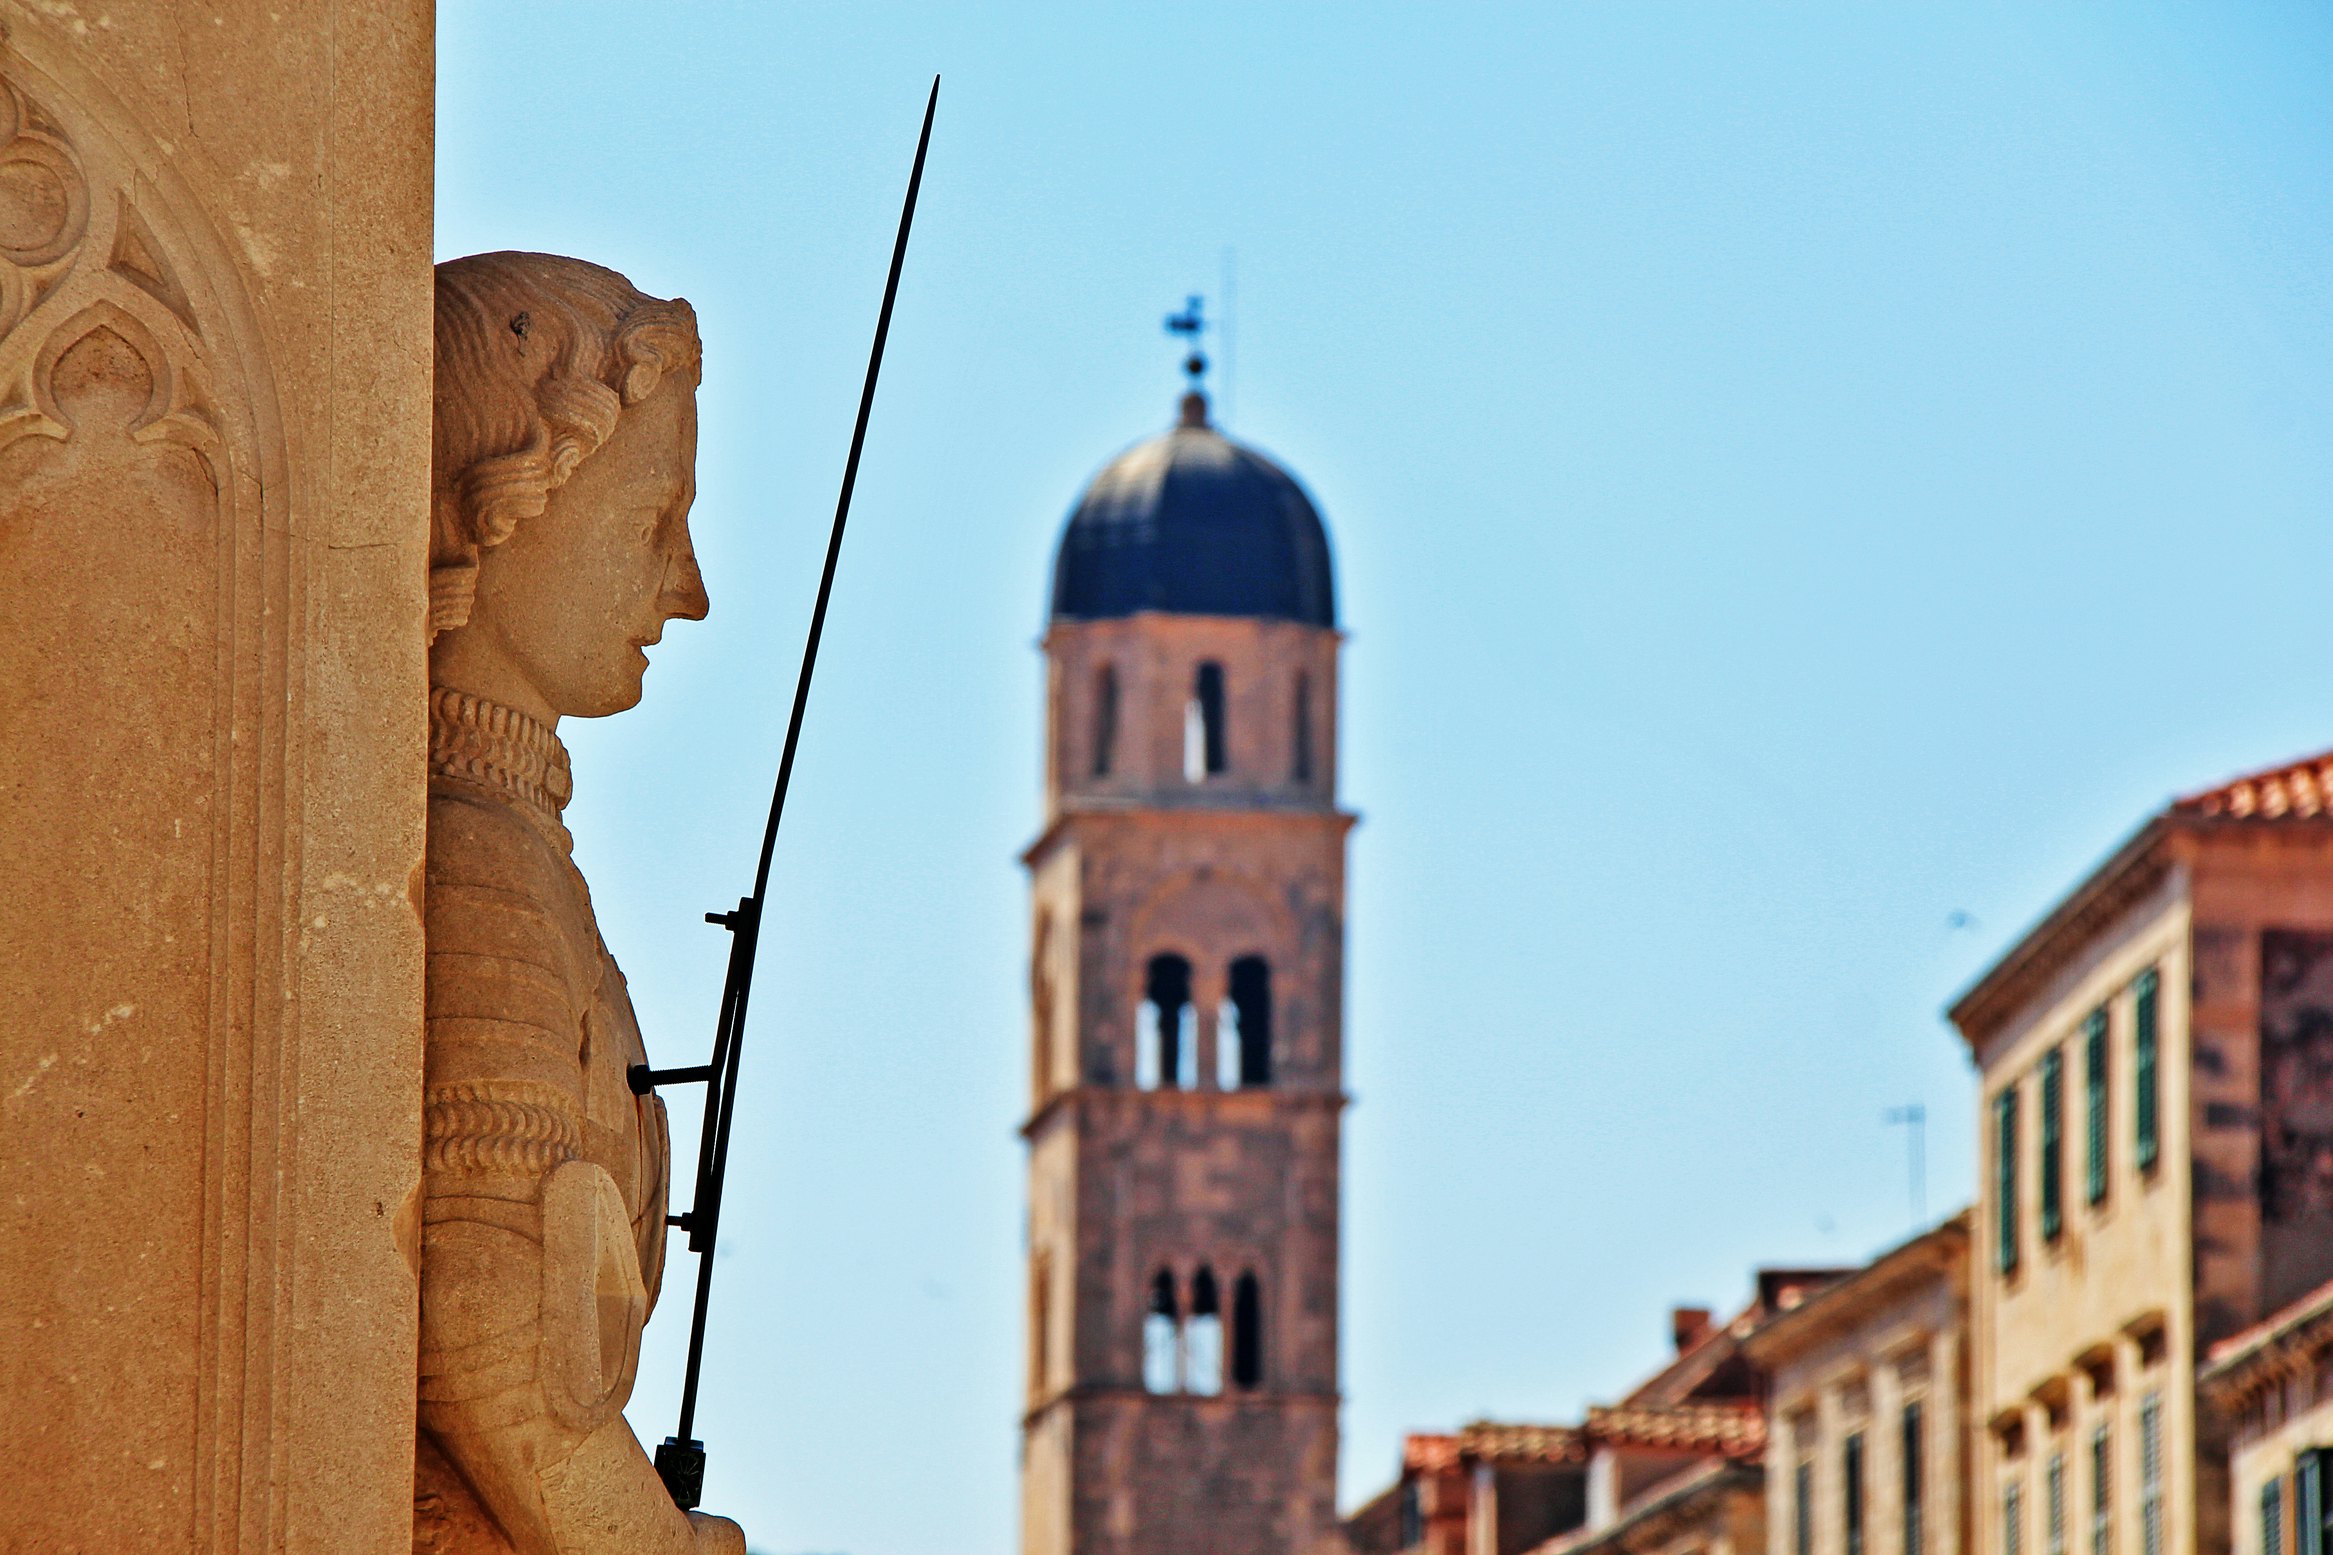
[1029,1250,1053,1397]
[1091,664,1118,778]
[1136,954,1194,1091]
[1187,1267,1224,1396]
[1231,1270,1264,1389]
[1185,661,1228,781]
[1143,1269,1180,1395]
[1030,913,1055,1104]
[1221,956,1272,1088]
[1292,671,1314,784]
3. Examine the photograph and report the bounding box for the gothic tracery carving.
[0,71,90,338]
[0,71,222,497]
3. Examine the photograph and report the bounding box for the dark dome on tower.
[1049,392,1336,628]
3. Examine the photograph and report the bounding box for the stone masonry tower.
[1021,379,1351,1555]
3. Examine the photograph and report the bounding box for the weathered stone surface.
[0,4,432,1552]
[417,252,740,1555]
[1024,603,1352,1555]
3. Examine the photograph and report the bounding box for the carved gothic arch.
[0,27,294,1551]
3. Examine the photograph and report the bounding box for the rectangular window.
[2008,1480,2027,1555]
[2139,1394,2162,1555]
[2049,1452,2068,1555]
[2134,968,2160,1172]
[1997,1085,2022,1274]
[2266,1477,2285,1555]
[1798,1459,1816,1555]
[1904,1401,1926,1555]
[1292,671,1314,783]
[1029,1252,1052,1396]
[2084,1008,2109,1205]
[2092,1425,2112,1555]
[2041,1049,2065,1241]
[2302,1451,2326,1555]
[1846,1431,1867,1555]
[1186,661,1228,780]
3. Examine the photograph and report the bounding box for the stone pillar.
[1871,1358,1904,1555]
[0,5,433,1553]
[1815,1376,1843,1555]
[1932,1327,1963,1555]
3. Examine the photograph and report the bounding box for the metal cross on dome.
[1164,294,1208,390]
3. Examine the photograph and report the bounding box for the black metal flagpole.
[631,74,939,1512]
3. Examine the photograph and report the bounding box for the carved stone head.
[429,252,708,720]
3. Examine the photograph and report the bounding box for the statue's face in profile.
[459,375,708,719]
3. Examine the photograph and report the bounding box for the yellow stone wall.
[1970,869,2191,1555]
[1964,824,2333,1555]
[0,4,433,1550]
[1762,1241,1967,1555]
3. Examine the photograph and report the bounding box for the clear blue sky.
[437,6,2333,1551]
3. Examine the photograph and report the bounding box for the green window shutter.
[1904,1401,1926,1555]
[2091,1425,2111,1555]
[1996,1085,2022,1274]
[2306,1451,2330,1555]
[1846,1431,1867,1555]
[2140,1393,2163,1555]
[1797,1459,1815,1555]
[2268,1477,2286,1555]
[2134,967,2161,1171]
[2040,1050,2064,1241]
[2084,1009,2108,1204]
[2048,1453,2067,1555]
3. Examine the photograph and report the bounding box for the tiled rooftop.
[2201,1273,2333,1389]
[1582,1402,1766,1460]
[2174,748,2333,820]
[1403,1433,1460,1474]
[1458,1421,1589,1465]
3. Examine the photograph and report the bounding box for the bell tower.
[1020,359,1350,1555]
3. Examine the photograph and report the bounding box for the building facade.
[2198,1278,2333,1555]
[1743,1215,1971,1555]
[1348,1275,1851,1555]
[1020,387,1352,1555]
[1950,751,2333,1555]
[1343,1424,1593,1555]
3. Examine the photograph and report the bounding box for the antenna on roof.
[1884,1104,1927,1230]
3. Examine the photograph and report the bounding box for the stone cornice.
[1740,1212,1969,1370]
[1020,1083,1348,1139]
[1021,799,1359,868]
[1534,1460,1760,1555]
[1947,819,2173,1051]
[1021,1382,1339,1429]
[2198,1275,2333,1412]
[1951,813,2333,1050]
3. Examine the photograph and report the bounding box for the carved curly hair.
[429,252,701,639]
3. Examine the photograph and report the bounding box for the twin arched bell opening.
[1135,952,1272,1092]
[1143,1265,1265,1396]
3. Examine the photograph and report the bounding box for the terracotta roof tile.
[2174,749,2333,820]
[1584,1403,1766,1460]
[1458,1421,1590,1465]
[1404,1433,1461,1474]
